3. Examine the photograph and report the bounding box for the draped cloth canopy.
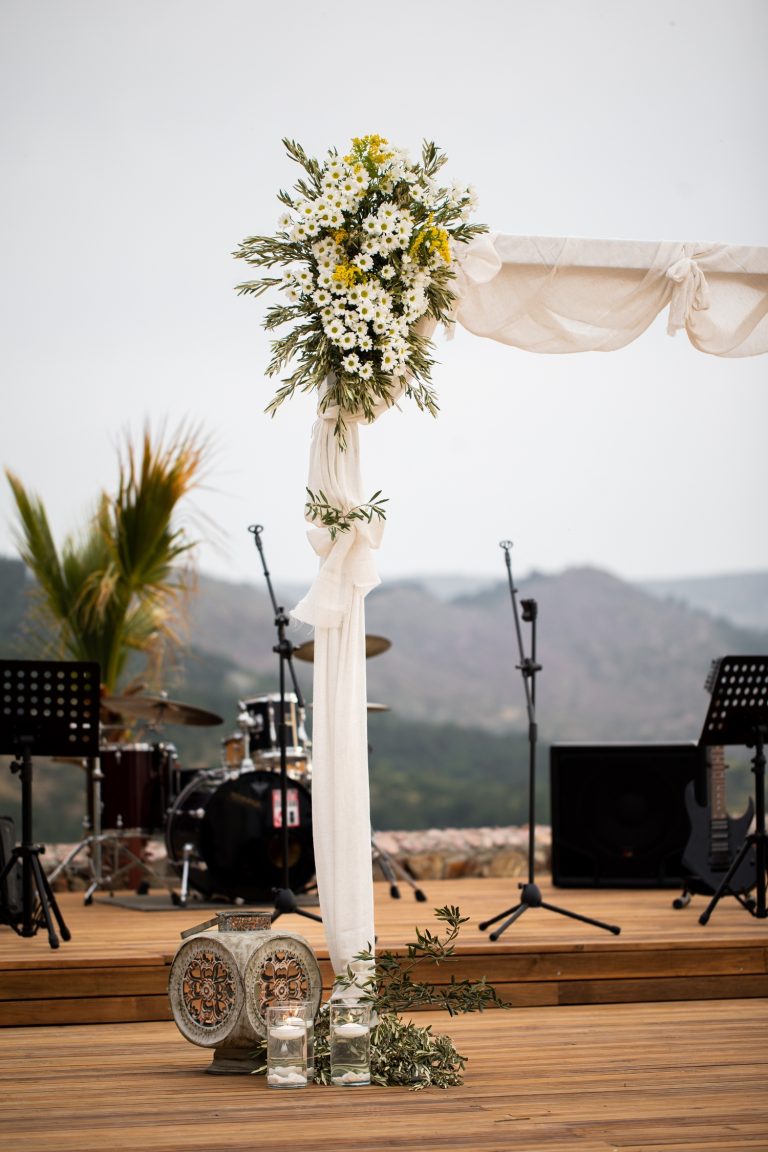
[454,234,768,356]
[291,232,768,984]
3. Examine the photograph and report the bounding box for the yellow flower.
[332,261,362,288]
[430,226,451,264]
[346,134,393,168]
[409,218,451,265]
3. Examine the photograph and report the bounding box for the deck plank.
[1,878,767,1025]
[0,1000,766,1151]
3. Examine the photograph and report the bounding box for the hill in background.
[186,565,767,743]
[1,556,765,840]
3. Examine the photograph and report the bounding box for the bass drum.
[165,769,314,903]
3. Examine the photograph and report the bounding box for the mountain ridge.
[1,556,764,838]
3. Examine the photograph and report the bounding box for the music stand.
[697,656,768,924]
[0,660,100,948]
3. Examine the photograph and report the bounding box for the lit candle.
[333,1022,369,1038]
[270,1023,305,1040]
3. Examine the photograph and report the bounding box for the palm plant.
[6,423,209,694]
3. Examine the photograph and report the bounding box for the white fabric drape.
[291,379,404,986]
[454,234,768,357]
[289,231,767,983]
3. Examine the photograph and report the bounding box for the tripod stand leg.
[488,903,527,940]
[481,882,621,940]
[47,834,94,886]
[371,833,427,902]
[30,850,70,946]
[373,845,401,899]
[699,833,764,925]
[539,900,620,934]
[478,903,523,932]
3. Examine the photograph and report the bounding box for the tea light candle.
[270,1023,306,1040]
[333,1022,369,1038]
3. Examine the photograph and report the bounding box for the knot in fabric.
[666,256,711,335]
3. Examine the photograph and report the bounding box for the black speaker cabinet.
[550,742,706,888]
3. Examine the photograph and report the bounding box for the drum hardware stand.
[367,738,426,901]
[250,524,321,925]
[234,707,258,772]
[371,829,427,901]
[172,841,197,907]
[48,751,165,905]
[478,543,621,942]
[696,656,768,924]
[0,660,101,948]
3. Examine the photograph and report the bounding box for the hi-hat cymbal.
[293,635,391,663]
[309,701,390,712]
[101,695,224,727]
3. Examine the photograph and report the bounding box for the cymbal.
[293,634,392,663]
[101,695,224,727]
[309,701,390,712]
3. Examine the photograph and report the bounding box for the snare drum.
[256,749,312,783]
[165,768,315,902]
[94,743,176,832]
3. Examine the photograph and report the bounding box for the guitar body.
[682,778,756,896]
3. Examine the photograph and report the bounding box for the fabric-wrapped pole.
[291,379,400,990]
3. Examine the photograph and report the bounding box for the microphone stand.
[478,541,620,941]
[249,525,321,925]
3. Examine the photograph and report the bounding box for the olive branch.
[305,488,388,539]
[324,906,509,1090]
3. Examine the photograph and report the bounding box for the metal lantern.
[168,910,322,1074]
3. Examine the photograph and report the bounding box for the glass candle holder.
[329,1001,371,1087]
[266,1002,309,1088]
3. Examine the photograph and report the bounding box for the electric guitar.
[681,744,756,896]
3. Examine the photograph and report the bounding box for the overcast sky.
[1,0,766,599]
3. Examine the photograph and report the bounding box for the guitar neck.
[707,745,731,865]
[707,745,728,821]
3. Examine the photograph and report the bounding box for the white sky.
[1,0,766,594]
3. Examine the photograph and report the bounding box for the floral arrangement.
[234,135,485,448]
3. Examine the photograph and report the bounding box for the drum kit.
[51,635,425,908]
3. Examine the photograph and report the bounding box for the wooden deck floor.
[2,1001,767,1151]
[1,877,767,1025]
[2,877,767,1150]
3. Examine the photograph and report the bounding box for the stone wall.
[372,826,551,882]
[45,826,552,890]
